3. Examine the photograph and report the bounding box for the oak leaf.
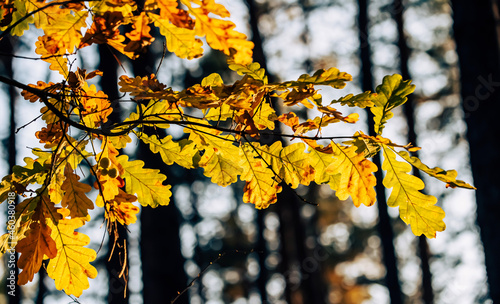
[382,146,445,238]
[240,143,282,209]
[371,74,415,134]
[106,189,139,225]
[330,91,374,108]
[284,67,352,89]
[118,155,172,208]
[61,165,94,219]
[145,0,194,29]
[46,209,97,297]
[16,195,60,285]
[396,150,475,189]
[186,124,241,186]
[17,221,57,285]
[138,133,199,169]
[326,142,377,207]
[125,12,155,53]
[181,0,253,64]
[149,12,204,60]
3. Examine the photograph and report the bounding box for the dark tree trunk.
[357,1,403,303]
[450,1,500,302]
[98,44,129,304]
[0,35,21,304]
[244,0,270,302]
[245,1,327,303]
[35,268,47,304]
[133,49,188,304]
[391,1,434,303]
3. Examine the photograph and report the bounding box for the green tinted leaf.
[371,74,415,134]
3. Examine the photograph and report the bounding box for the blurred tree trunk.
[450,1,500,302]
[98,44,129,304]
[391,1,434,303]
[0,34,21,304]
[245,0,270,302]
[35,269,47,304]
[357,1,403,303]
[133,49,188,303]
[245,1,327,303]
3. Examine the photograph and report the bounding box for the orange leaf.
[61,165,94,219]
[181,0,253,64]
[125,12,155,53]
[106,189,139,225]
[17,221,57,285]
[16,195,60,285]
[145,0,194,29]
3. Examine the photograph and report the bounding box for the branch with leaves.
[0,0,474,298]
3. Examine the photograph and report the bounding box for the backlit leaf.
[382,146,445,238]
[330,91,374,108]
[326,142,377,207]
[46,209,97,297]
[17,195,59,285]
[284,68,352,89]
[396,149,475,190]
[181,0,254,64]
[118,155,172,208]
[61,165,94,219]
[138,133,199,169]
[240,143,282,209]
[186,124,241,186]
[149,12,204,60]
[371,74,415,134]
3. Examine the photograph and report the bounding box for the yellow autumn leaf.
[198,145,242,187]
[181,0,254,64]
[304,140,335,184]
[46,209,97,297]
[0,196,43,255]
[106,189,139,225]
[253,99,276,130]
[0,0,33,36]
[326,142,377,207]
[252,141,314,189]
[279,142,315,189]
[396,149,475,190]
[228,61,268,84]
[371,74,415,135]
[254,141,284,180]
[186,124,242,186]
[91,0,137,15]
[48,166,65,205]
[283,67,352,89]
[117,155,172,208]
[37,10,88,76]
[35,36,69,76]
[145,0,194,29]
[138,133,199,169]
[205,103,235,122]
[149,12,204,60]
[240,143,282,209]
[382,146,445,238]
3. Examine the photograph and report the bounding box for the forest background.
[0,0,498,303]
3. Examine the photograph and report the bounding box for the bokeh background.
[1,0,498,303]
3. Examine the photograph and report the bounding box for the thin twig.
[170,249,256,304]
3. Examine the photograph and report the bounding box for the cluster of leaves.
[0,0,474,298]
